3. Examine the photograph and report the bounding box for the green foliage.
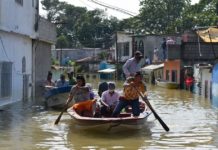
[56,35,69,48]
[41,0,120,48]
[180,0,218,30]
[42,0,218,42]
[97,51,108,60]
[51,57,59,65]
[138,0,191,34]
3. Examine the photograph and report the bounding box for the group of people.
[64,71,146,118]
[45,50,147,118]
[44,71,76,89]
[60,50,147,118]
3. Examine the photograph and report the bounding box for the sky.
[40,0,200,20]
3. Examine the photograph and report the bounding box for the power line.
[87,0,137,16]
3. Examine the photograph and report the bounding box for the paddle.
[133,86,170,132]
[54,98,71,125]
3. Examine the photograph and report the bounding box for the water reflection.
[0,83,218,149]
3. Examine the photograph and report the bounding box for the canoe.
[67,101,151,131]
[155,79,179,89]
[44,85,72,108]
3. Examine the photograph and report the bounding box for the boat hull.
[44,86,72,108]
[67,107,151,131]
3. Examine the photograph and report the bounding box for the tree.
[138,0,191,34]
[56,35,69,48]
[41,0,121,48]
[180,0,218,30]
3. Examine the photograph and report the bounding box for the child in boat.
[67,75,96,117]
[112,72,146,117]
[100,82,120,117]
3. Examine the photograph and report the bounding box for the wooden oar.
[54,98,71,125]
[133,86,170,132]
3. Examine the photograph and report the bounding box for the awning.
[141,63,164,74]
[197,27,218,43]
[98,68,116,74]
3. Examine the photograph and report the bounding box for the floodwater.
[0,83,218,150]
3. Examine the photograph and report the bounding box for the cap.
[108,82,115,90]
[134,51,143,57]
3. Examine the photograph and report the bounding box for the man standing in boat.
[123,51,144,78]
[112,72,146,117]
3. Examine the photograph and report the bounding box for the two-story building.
[0,0,56,106]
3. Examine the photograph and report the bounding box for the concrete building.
[0,0,56,106]
[113,31,133,62]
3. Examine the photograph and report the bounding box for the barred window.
[0,62,12,98]
[15,0,23,6]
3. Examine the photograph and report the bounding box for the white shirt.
[101,90,120,106]
[123,57,142,77]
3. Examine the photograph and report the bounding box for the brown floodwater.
[0,83,218,150]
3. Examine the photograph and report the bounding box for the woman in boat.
[67,75,96,117]
[100,82,120,117]
[112,72,146,117]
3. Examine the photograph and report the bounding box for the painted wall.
[212,63,218,106]
[163,59,181,83]
[34,41,52,98]
[0,31,32,106]
[0,0,38,106]
[0,0,38,38]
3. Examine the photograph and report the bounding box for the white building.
[113,31,133,62]
[0,0,56,106]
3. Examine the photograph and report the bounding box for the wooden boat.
[155,79,179,89]
[67,101,151,131]
[44,85,72,108]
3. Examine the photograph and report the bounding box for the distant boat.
[67,101,151,131]
[155,79,179,89]
[44,85,72,109]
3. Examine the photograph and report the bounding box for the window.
[15,0,23,6]
[139,40,144,52]
[0,62,12,98]
[123,42,129,56]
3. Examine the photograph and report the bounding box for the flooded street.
[0,84,218,150]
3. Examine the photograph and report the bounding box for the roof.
[197,27,218,43]
[98,68,116,74]
[76,57,96,63]
[141,63,164,74]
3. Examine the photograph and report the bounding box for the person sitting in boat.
[100,82,120,117]
[43,71,55,92]
[56,74,69,87]
[44,71,55,90]
[86,83,95,99]
[112,72,146,117]
[67,75,96,117]
[98,81,108,97]
[67,71,76,85]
